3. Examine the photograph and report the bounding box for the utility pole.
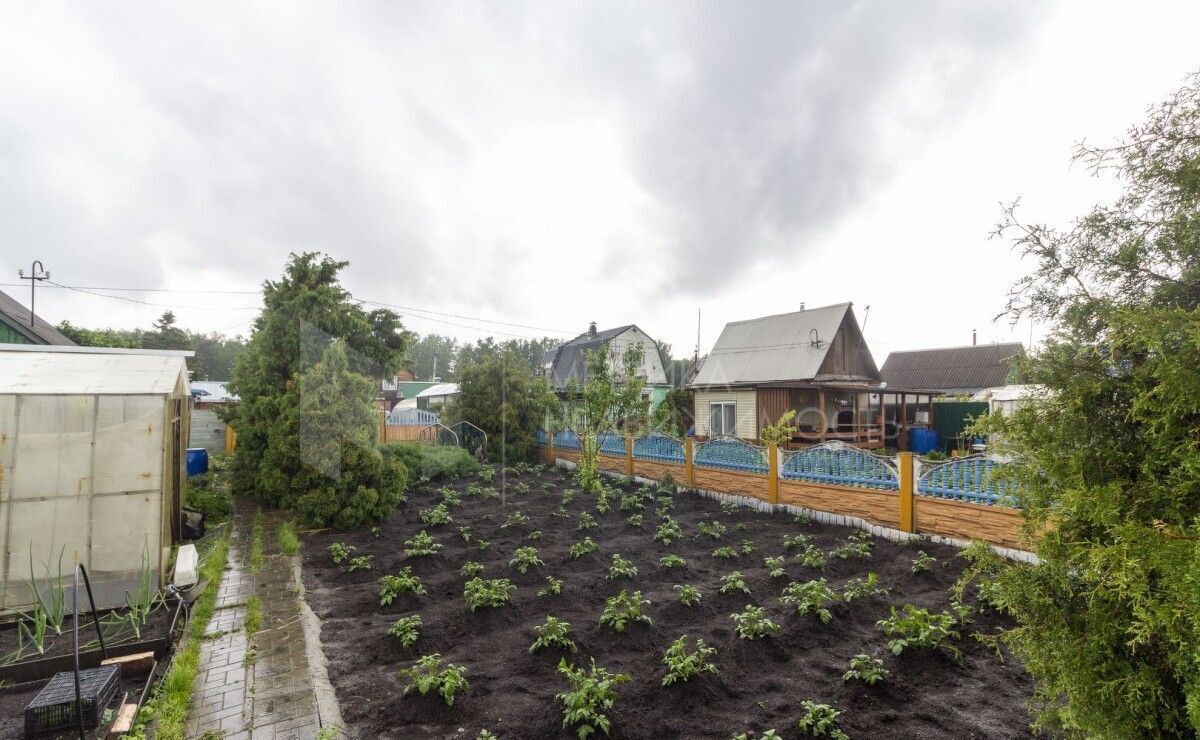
[17,260,50,327]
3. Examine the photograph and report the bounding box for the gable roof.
[690,302,878,387]
[0,345,189,395]
[0,289,75,345]
[879,343,1024,393]
[546,324,635,388]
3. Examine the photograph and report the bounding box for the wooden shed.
[0,344,192,615]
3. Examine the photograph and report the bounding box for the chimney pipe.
[972,329,977,346]
[588,321,597,337]
[799,302,805,311]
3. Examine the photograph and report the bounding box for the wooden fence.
[537,431,1026,552]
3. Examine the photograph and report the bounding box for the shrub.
[576,512,598,531]
[529,616,577,654]
[718,571,750,596]
[568,538,598,560]
[842,654,888,685]
[607,554,638,580]
[537,576,563,597]
[383,442,480,481]
[347,555,373,572]
[911,551,937,574]
[795,545,827,571]
[404,530,443,558]
[696,520,726,540]
[841,573,888,602]
[796,701,848,740]
[556,658,630,740]
[379,568,426,603]
[399,654,469,707]
[661,635,718,686]
[712,546,738,559]
[387,614,422,648]
[779,579,840,623]
[653,518,682,545]
[830,532,872,560]
[599,590,653,632]
[877,604,963,661]
[510,546,545,574]
[186,476,233,523]
[420,503,453,527]
[327,542,355,565]
[658,554,686,569]
[674,584,701,607]
[763,556,786,579]
[463,577,516,611]
[730,605,779,640]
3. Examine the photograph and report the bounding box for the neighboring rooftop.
[0,289,76,346]
[0,344,191,395]
[416,382,459,399]
[191,380,238,403]
[544,323,636,388]
[880,342,1025,394]
[689,302,878,387]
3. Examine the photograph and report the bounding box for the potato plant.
[841,572,888,602]
[842,654,888,685]
[576,512,598,531]
[661,635,718,686]
[783,533,810,550]
[568,537,598,560]
[712,546,738,559]
[379,567,426,604]
[763,556,786,579]
[877,604,963,661]
[460,561,484,578]
[626,514,644,527]
[831,531,873,560]
[347,555,374,572]
[658,554,686,569]
[327,542,355,564]
[509,546,544,574]
[399,654,469,707]
[730,605,780,640]
[740,539,755,555]
[599,590,653,632]
[718,571,750,595]
[500,511,531,530]
[420,503,453,526]
[779,579,840,623]
[537,576,563,597]
[654,518,682,545]
[607,554,638,580]
[796,700,848,740]
[911,551,937,573]
[732,731,782,740]
[463,577,516,612]
[795,545,828,570]
[529,616,577,654]
[404,530,443,557]
[442,489,463,507]
[620,494,643,512]
[674,584,701,607]
[527,530,542,541]
[555,658,630,740]
[387,614,422,648]
[793,512,813,525]
[696,519,726,540]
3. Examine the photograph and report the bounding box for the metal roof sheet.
[416,382,459,398]
[190,381,237,402]
[879,343,1024,393]
[0,289,76,345]
[0,348,189,395]
[547,325,638,388]
[689,303,851,386]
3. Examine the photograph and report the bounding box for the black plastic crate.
[24,665,120,738]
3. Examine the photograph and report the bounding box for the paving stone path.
[187,501,342,739]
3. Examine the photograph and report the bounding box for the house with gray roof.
[688,302,890,447]
[541,322,671,410]
[0,289,75,346]
[879,342,1025,395]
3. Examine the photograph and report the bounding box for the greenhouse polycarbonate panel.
[92,395,163,495]
[11,395,96,500]
[2,496,89,610]
[89,491,162,574]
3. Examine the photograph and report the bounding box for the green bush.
[185,475,233,523]
[382,442,480,481]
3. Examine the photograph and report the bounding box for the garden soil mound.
[302,466,1035,739]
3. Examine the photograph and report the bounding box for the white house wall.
[607,327,669,386]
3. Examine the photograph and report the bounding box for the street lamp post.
[16,260,50,328]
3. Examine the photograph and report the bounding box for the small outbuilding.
[0,344,193,614]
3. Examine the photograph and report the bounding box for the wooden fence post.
[898,451,914,533]
[379,410,388,445]
[625,431,635,478]
[684,437,695,486]
[767,441,779,506]
[224,425,236,454]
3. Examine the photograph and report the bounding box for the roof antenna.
[694,308,701,361]
[861,304,871,333]
[972,329,977,346]
[810,329,822,348]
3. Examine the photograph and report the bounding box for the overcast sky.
[2,2,1197,364]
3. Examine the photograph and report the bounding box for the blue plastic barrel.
[909,428,938,455]
[186,448,209,477]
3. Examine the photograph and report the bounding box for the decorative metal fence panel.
[693,436,768,474]
[386,408,441,426]
[781,442,899,490]
[917,455,1016,506]
[597,431,627,456]
[632,432,685,463]
[536,429,548,446]
[553,429,582,450]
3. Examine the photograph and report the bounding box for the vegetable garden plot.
[301,466,1035,739]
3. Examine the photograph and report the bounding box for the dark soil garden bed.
[302,465,1035,739]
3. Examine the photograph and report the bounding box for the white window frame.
[709,401,736,437]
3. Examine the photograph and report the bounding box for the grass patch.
[249,509,265,573]
[244,595,263,637]
[278,520,301,556]
[132,530,230,739]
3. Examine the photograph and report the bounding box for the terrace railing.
[781,441,899,490]
[552,428,583,451]
[693,436,769,474]
[596,430,627,456]
[632,432,685,463]
[386,408,440,426]
[917,455,1017,507]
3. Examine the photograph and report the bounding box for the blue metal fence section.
[597,431,627,456]
[917,455,1016,506]
[386,408,440,426]
[781,442,899,490]
[693,436,768,474]
[553,429,582,450]
[536,428,548,446]
[632,432,685,463]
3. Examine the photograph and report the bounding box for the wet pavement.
[187,501,340,739]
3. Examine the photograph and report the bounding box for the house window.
[709,402,736,437]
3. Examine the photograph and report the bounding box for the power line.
[43,281,262,311]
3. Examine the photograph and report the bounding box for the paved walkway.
[187,501,339,739]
